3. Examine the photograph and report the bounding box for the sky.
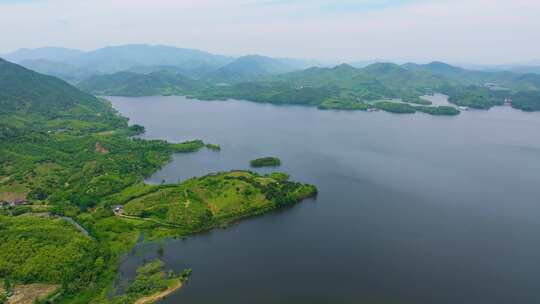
[1,0,539,64]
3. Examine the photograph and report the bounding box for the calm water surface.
[110,95,540,304]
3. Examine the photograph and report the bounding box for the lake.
[110,94,540,304]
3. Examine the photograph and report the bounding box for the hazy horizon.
[1,0,539,65]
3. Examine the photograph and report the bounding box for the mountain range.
[75,59,540,112]
[2,45,540,113]
[3,44,320,83]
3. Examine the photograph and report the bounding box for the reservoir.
[110,94,540,304]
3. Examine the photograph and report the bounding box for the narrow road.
[60,216,96,240]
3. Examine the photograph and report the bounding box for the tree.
[3,278,12,294]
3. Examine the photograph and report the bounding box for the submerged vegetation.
[250,157,282,167]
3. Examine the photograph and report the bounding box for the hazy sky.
[1,0,539,64]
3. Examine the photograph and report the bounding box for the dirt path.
[6,284,60,304]
[116,213,183,228]
[134,281,182,304]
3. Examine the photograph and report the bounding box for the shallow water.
[110,95,540,304]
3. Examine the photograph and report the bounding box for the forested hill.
[0,58,104,117]
[78,70,204,97]
[77,60,540,112]
[205,55,312,82]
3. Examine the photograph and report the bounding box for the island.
[205,143,221,151]
[250,157,282,168]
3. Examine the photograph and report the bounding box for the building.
[113,205,124,214]
[1,198,29,207]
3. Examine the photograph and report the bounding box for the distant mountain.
[349,60,386,68]
[74,58,540,112]
[513,73,540,90]
[4,47,84,63]
[205,55,313,82]
[4,44,235,80]
[78,71,202,96]
[0,57,102,118]
[404,61,540,90]
[125,64,217,79]
[276,63,363,86]
[5,45,325,84]
[478,65,540,75]
[504,66,540,74]
[402,61,470,78]
[18,59,95,84]
[69,44,234,74]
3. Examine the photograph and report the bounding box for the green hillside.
[206,55,306,82]
[0,58,103,117]
[78,71,203,96]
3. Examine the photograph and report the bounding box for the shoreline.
[133,280,182,304]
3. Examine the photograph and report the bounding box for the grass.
[1,283,60,304]
[122,171,317,232]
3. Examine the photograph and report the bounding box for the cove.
[110,95,540,304]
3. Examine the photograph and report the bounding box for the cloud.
[1,0,539,64]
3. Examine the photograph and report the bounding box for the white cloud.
[1,0,539,64]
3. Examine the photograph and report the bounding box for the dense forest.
[0,59,317,303]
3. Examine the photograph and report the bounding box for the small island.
[250,157,281,168]
[205,143,221,151]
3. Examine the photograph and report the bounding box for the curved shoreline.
[134,280,182,304]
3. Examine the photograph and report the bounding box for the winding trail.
[60,216,95,240]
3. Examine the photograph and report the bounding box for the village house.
[113,205,124,214]
[1,198,29,207]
